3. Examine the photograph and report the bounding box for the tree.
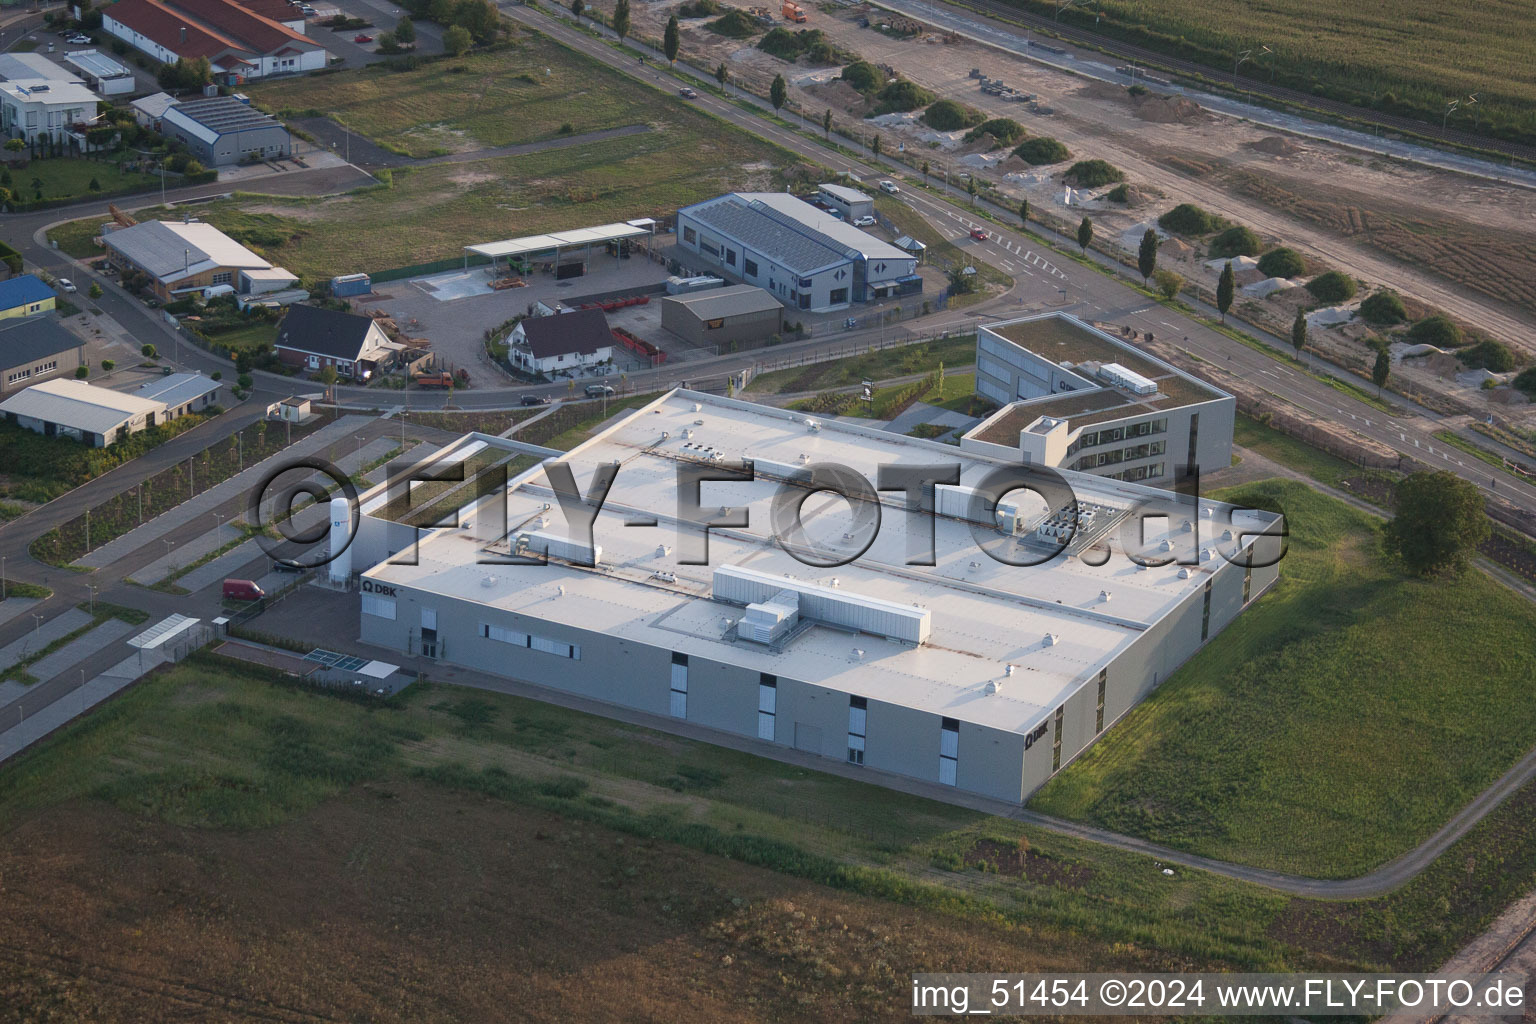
[1291,307,1307,354]
[769,73,787,113]
[1137,228,1158,285]
[102,359,115,371]
[1153,269,1183,301]
[376,29,400,53]
[1076,215,1093,252]
[965,174,977,205]
[89,282,102,299]
[715,62,729,86]
[88,176,102,192]
[663,13,680,64]
[1384,471,1489,577]
[871,133,881,159]
[921,160,929,183]
[612,0,630,43]
[571,0,583,20]
[1372,348,1390,395]
[1216,260,1235,322]
[443,24,472,54]
[1018,198,1028,227]
[141,343,157,358]
[823,108,832,138]
[454,0,498,41]
[395,14,417,42]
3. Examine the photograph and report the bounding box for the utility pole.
[84,508,90,553]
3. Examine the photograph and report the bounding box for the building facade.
[104,0,327,83]
[0,79,99,143]
[963,313,1235,485]
[0,275,57,320]
[160,95,291,165]
[660,284,782,348]
[103,219,297,300]
[0,316,84,395]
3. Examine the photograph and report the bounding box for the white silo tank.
[328,496,352,584]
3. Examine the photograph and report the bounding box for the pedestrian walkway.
[76,415,375,569]
[20,618,136,692]
[0,597,42,630]
[0,608,92,668]
[176,539,265,593]
[0,650,172,763]
[127,522,244,586]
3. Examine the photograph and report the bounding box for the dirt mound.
[804,78,868,115]
[957,131,1000,155]
[998,154,1031,173]
[1160,237,1194,257]
[1114,183,1157,207]
[1132,93,1203,123]
[1249,135,1304,156]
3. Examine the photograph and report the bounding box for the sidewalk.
[0,650,171,764]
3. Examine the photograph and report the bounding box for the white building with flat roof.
[0,79,99,143]
[346,390,1282,804]
[0,378,167,446]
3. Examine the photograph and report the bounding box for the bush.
[1461,339,1516,373]
[1153,268,1184,300]
[211,371,222,381]
[756,27,840,62]
[840,59,884,94]
[1105,182,1130,203]
[708,9,758,37]
[1305,270,1357,303]
[1012,136,1070,165]
[963,117,1025,145]
[922,99,986,131]
[1158,202,1222,235]
[677,0,720,14]
[1209,225,1261,259]
[1257,247,1307,278]
[1359,290,1407,324]
[101,359,115,371]
[872,79,934,114]
[1066,159,1124,187]
[1405,314,1464,349]
[1513,367,1536,398]
[74,366,89,378]
[141,343,157,358]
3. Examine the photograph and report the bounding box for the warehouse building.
[136,371,221,419]
[676,193,920,312]
[104,0,328,83]
[346,390,1282,805]
[0,316,84,394]
[0,275,57,321]
[0,378,166,445]
[816,182,874,221]
[104,219,297,300]
[160,95,291,165]
[660,284,782,348]
[963,313,1235,485]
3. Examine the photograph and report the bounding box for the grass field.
[998,0,1536,144]
[873,196,1013,306]
[1030,478,1536,878]
[746,333,978,395]
[245,39,669,158]
[10,157,160,205]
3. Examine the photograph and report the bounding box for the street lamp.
[87,583,96,615]
[1233,45,1269,85]
[1054,0,1090,21]
[1443,98,1460,130]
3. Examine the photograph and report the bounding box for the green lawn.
[873,195,1013,306]
[747,333,978,395]
[1030,478,1536,879]
[14,157,159,204]
[197,320,278,351]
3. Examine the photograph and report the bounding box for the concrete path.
[20,619,137,692]
[0,597,42,630]
[76,415,377,569]
[0,608,92,668]
[0,650,171,764]
[127,523,245,586]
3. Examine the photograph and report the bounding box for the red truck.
[414,371,454,389]
[223,579,265,601]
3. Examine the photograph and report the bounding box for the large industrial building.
[675,193,920,312]
[103,219,298,300]
[160,95,291,165]
[342,391,1281,804]
[104,0,328,83]
[963,313,1235,485]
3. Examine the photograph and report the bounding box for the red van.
[222,579,266,602]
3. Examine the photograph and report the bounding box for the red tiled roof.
[227,0,302,24]
[106,0,319,60]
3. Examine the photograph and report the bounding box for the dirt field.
[0,786,1171,1022]
[611,0,1536,356]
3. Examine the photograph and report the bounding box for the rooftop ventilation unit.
[1097,361,1158,395]
[512,528,601,566]
[737,589,799,644]
[713,564,931,645]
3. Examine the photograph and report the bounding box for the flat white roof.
[0,378,164,434]
[466,222,651,260]
[0,53,78,81]
[0,79,99,106]
[362,391,1278,736]
[136,371,219,408]
[62,49,133,80]
[818,182,874,204]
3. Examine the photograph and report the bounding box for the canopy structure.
[463,220,656,272]
[128,614,202,652]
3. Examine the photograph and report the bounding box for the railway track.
[925,0,1536,165]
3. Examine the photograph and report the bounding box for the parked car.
[222,579,266,602]
[585,384,616,398]
[969,228,989,241]
[354,33,373,42]
[879,180,899,194]
[844,317,858,329]
[852,214,876,227]
[520,394,551,406]
[66,33,91,44]
[56,278,76,292]
[271,559,306,574]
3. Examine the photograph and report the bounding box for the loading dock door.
[793,723,822,754]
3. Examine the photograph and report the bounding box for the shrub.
[1012,136,1070,165]
[237,373,254,390]
[1257,247,1307,278]
[872,79,933,113]
[1105,182,1130,203]
[1305,270,1357,303]
[840,59,884,94]
[141,343,157,358]
[1461,339,1516,372]
[1066,159,1124,187]
[963,117,1025,145]
[1359,290,1407,325]
[1209,225,1261,258]
[756,27,840,61]
[709,9,758,37]
[1406,314,1464,348]
[1153,268,1184,300]
[211,371,222,381]
[921,99,985,131]
[1513,367,1536,398]
[676,0,719,14]
[74,366,89,378]
[1158,202,1222,235]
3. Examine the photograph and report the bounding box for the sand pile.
[957,131,1000,155]
[1133,94,1203,123]
[1248,135,1304,156]
[805,79,868,115]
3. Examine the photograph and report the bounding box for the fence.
[371,254,488,284]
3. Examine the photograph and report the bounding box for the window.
[725,248,736,267]
[829,287,848,304]
[1079,430,1099,448]
[847,695,867,765]
[743,258,758,277]
[1051,705,1064,772]
[704,318,724,330]
[7,369,30,385]
[682,226,697,244]
[670,652,688,719]
[939,716,958,786]
[211,272,232,285]
[1095,670,1106,733]
[479,623,579,658]
[757,673,776,741]
[1201,579,1212,641]
[361,593,396,620]
[1187,412,1200,470]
